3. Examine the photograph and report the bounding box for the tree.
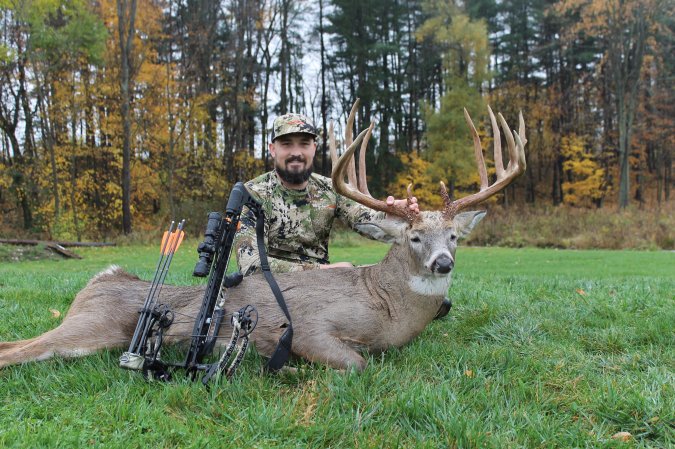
[318,0,329,175]
[417,1,491,199]
[0,0,36,229]
[117,0,138,234]
[556,0,658,208]
[328,0,439,196]
[640,6,673,206]
[0,0,105,232]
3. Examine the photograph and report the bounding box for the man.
[233,112,419,276]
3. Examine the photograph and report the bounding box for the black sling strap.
[254,208,293,372]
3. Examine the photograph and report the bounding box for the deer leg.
[0,304,136,369]
[0,338,37,352]
[0,338,39,367]
[0,321,131,369]
[295,335,367,371]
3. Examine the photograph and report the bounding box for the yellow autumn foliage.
[0,161,10,190]
[561,135,606,207]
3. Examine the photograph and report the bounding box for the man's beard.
[275,156,313,185]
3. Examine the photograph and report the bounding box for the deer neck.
[366,243,451,301]
[357,243,448,333]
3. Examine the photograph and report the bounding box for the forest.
[0,0,672,240]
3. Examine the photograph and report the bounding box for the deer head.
[329,100,527,294]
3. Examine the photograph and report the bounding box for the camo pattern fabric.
[234,171,385,275]
[271,113,318,141]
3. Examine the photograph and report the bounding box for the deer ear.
[354,219,407,244]
[453,210,486,238]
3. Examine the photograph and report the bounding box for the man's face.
[269,133,317,187]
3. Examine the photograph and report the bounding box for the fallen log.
[0,239,115,248]
[45,243,83,259]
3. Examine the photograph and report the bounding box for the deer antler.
[330,99,416,221]
[441,106,527,219]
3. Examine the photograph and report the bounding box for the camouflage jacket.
[234,171,385,275]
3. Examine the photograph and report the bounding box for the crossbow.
[120,182,291,385]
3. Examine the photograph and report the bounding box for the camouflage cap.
[271,113,318,141]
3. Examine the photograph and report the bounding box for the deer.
[0,105,526,371]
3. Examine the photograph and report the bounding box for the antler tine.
[406,184,414,206]
[487,105,504,179]
[346,99,359,148]
[357,121,375,196]
[443,109,527,219]
[497,112,518,170]
[463,108,489,191]
[330,100,368,189]
[347,152,358,188]
[439,181,451,203]
[332,128,412,220]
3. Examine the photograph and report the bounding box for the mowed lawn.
[0,241,673,448]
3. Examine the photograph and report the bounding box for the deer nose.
[433,255,454,274]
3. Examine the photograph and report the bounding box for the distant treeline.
[0,0,672,239]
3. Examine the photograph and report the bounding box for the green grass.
[0,240,673,448]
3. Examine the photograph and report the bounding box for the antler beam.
[442,107,527,219]
[330,100,414,221]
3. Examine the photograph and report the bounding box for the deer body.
[0,220,462,371]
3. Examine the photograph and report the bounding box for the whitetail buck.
[0,105,526,371]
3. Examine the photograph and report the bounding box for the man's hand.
[386,195,420,217]
[319,262,354,269]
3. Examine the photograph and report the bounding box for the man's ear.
[268,142,276,158]
[453,210,486,238]
[354,218,408,244]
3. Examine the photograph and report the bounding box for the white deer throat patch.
[408,275,452,296]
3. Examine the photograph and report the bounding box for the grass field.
[0,240,673,448]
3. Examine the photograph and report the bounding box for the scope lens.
[193,259,211,277]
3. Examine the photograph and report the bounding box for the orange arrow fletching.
[174,230,185,252]
[160,231,169,254]
[163,229,186,256]
[163,231,177,256]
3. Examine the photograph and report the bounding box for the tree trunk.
[70,74,82,242]
[608,3,647,209]
[117,0,138,235]
[18,57,35,160]
[319,0,328,175]
[617,94,630,208]
[35,77,60,221]
[278,0,290,114]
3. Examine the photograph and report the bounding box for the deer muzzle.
[431,254,454,274]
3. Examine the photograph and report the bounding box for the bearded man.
[233,112,421,275]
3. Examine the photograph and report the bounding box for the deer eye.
[410,236,421,243]
[449,234,457,242]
